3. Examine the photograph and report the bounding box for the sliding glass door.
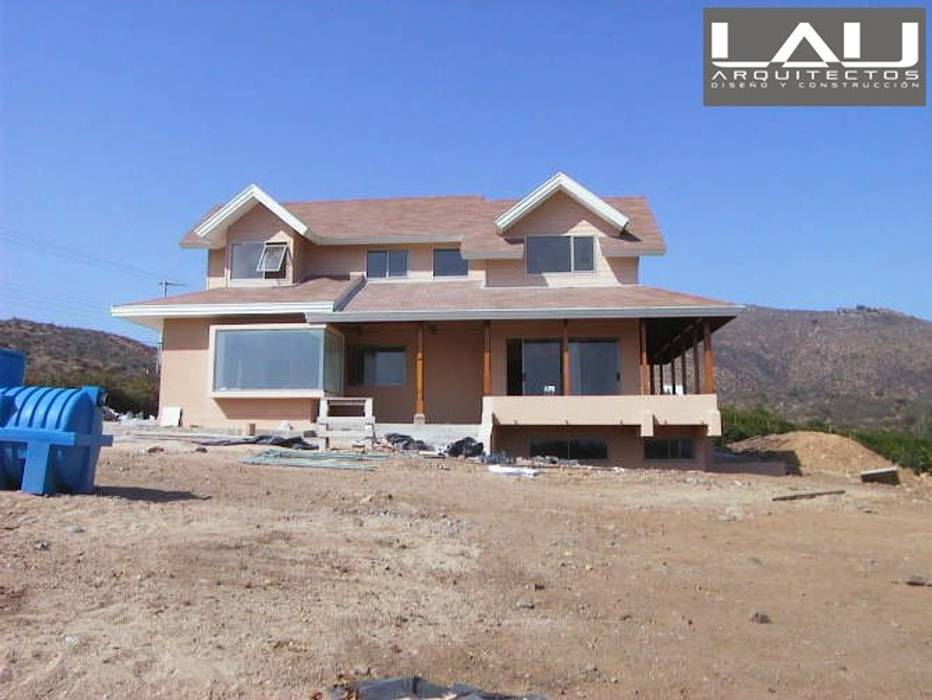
[570,340,619,395]
[522,340,562,395]
[506,338,619,396]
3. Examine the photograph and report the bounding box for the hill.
[0,318,159,415]
[715,305,932,430]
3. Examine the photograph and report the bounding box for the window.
[347,346,406,386]
[367,250,408,278]
[230,241,288,280]
[433,248,469,277]
[644,438,695,460]
[530,439,609,460]
[257,243,287,277]
[526,235,595,274]
[570,340,618,395]
[214,328,326,391]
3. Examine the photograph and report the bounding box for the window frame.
[207,323,343,399]
[524,234,597,275]
[367,249,409,279]
[256,242,288,275]
[432,247,470,278]
[346,345,407,387]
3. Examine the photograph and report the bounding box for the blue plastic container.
[0,348,26,387]
[0,385,113,495]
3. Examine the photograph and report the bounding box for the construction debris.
[771,489,846,502]
[488,464,538,478]
[446,436,484,458]
[860,467,900,485]
[197,434,318,449]
[325,675,547,700]
[383,433,431,452]
[241,449,387,471]
[905,575,931,587]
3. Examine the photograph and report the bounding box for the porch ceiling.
[646,316,733,364]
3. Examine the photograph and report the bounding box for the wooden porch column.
[561,319,571,395]
[692,327,702,394]
[649,363,656,395]
[482,320,492,395]
[639,319,649,395]
[415,322,425,421]
[680,351,688,395]
[703,320,715,393]
[658,363,665,395]
[670,357,678,395]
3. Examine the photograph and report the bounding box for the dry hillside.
[715,306,932,429]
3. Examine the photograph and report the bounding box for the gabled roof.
[495,172,630,233]
[181,184,309,249]
[179,176,666,258]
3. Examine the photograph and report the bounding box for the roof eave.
[187,184,310,247]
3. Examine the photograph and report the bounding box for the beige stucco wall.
[160,316,319,431]
[495,424,713,469]
[302,242,483,282]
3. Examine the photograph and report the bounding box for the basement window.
[530,438,609,461]
[644,438,695,460]
[526,235,595,274]
[367,250,408,278]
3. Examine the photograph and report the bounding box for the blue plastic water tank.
[0,385,111,494]
[0,348,26,387]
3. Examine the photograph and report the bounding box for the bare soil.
[2,435,931,699]
[729,430,895,476]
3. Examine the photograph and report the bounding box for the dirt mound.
[728,430,893,476]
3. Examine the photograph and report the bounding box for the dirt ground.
[2,434,931,699]
[729,431,895,476]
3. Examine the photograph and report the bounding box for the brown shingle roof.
[179,193,665,255]
[117,275,362,307]
[332,280,737,317]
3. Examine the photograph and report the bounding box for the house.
[112,173,742,468]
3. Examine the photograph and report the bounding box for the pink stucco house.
[113,173,741,468]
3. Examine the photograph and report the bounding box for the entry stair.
[316,397,374,450]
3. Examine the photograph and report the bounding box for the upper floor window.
[433,248,469,277]
[230,242,287,280]
[526,235,595,274]
[367,249,408,278]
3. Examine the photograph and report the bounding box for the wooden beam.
[415,321,425,416]
[680,351,688,395]
[562,319,571,396]
[639,319,649,395]
[649,363,655,395]
[658,363,665,394]
[692,327,701,394]
[703,319,715,393]
[482,320,492,396]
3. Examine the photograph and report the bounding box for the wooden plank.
[658,362,665,394]
[562,319,571,395]
[482,320,492,395]
[703,320,715,393]
[772,489,845,502]
[415,321,425,416]
[680,350,688,395]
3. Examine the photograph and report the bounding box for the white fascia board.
[188,184,309,247]
[304,304,744,324]
[111,300,335,319]
[495,172,630,233]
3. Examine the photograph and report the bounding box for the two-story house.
[112,173,741,468]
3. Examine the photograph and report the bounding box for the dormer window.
[367,249,408,278]
[230,241,288,280]
[526,235,595,274]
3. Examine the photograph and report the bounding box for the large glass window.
[526,235,595,274]
[644,438,695,460]
[347,346,406,386]
[522,340,562,396]
[230,242,264,279]
[367,250,408,278]
[570,340,618,395]
[433,248,469,277]
[214,328,325,391]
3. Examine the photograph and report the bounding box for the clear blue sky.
[1,0,929,344]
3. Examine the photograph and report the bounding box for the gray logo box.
[704,7,925,106]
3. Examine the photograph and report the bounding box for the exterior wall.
[495,424,713,469]
[159,316,318,431]
[337,321,485,423]
[489,319,640,395]
[485,191,640,288]
[302,242,483,282]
